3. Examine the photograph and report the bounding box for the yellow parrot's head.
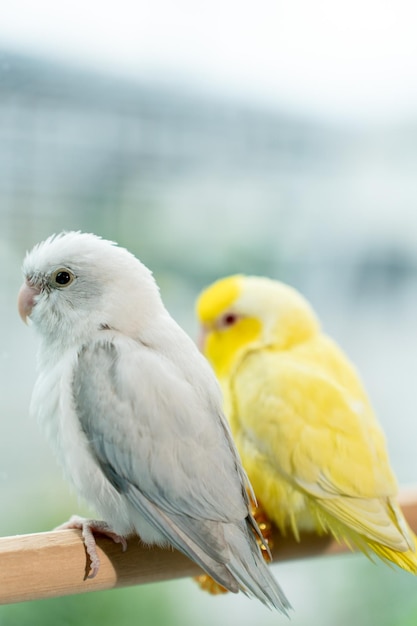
[196,275,320,378]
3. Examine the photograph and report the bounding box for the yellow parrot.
[195,274,417,574]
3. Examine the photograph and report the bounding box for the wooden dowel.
[1,489,416,606]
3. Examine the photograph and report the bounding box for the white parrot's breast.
[32,349,134,535]
[32,345,170,544]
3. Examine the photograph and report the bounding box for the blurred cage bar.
[0,50,333,280]
[2,51,417,301]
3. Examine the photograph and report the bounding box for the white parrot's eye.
[50,268,75,288]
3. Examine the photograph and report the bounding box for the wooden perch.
[1,488,417,606]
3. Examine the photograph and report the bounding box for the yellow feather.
[196,275,417,573]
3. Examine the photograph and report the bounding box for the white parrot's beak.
[18,281,40,324]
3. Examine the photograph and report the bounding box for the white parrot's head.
[196,274,320,377]
[18,231,163,346]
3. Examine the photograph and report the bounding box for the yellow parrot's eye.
[219,312,239,328]
[50,268,75,288]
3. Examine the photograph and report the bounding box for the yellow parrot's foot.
[192,574,229,595]
[193,500,275,596]
[251,500,275,561]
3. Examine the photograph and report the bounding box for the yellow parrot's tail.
[310,498,417,574]
[363,536,417,574]
[333,526,417,574]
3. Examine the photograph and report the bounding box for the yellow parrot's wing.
[231,346,414,552]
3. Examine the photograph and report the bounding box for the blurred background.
[1,0,417,624]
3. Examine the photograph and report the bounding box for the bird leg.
[54,515,128,579]
[193,499,274,595]
[252,500,275,560]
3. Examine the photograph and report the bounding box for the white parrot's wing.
[72,335,252,589]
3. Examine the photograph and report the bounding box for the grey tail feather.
[223,521,292,615]
[126,486,290,612]
[161,516,290,612]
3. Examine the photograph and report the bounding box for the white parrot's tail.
[222,520,291,614]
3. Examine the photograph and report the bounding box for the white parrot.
[17,231,289,613]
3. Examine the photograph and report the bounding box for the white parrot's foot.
[54,515,128,579]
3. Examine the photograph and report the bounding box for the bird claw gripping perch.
[251,501,275,561]
[55,515,128,579]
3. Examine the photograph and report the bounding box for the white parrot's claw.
[54,515,128,579]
